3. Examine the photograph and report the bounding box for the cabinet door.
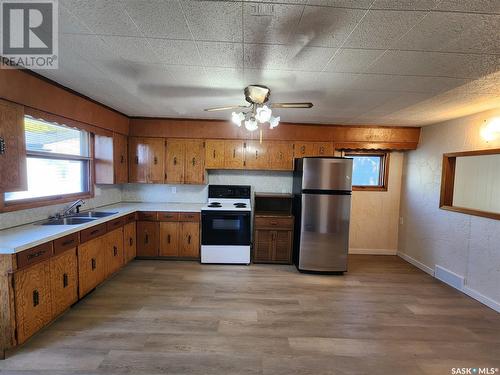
[205,140,225,169]
[14,260,52,344]
[123,222,137,263]
[293,142,316,158]
[245,141,270,170]
[274,230,293,263]
[270,142,293,170]
[179,222,200,258]
[94,134,114,184]
[146,138,165,183]
[159,222,179,257]
[254,230,273,262]
[78,237,105,298]
[50,248,78,318]
[105,228,124,277]
[315,142,334,156]
[224,140,245,169]
[0,99,26,192]
[136,221,159,257]
[128,137,147,183]
[184,140,205,184]
[114,133,128,183]
[165,139,185,184]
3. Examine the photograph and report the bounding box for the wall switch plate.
[171,187,177,194]
[399,216,404,225]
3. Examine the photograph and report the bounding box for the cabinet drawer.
[137,211,157,221]
[179,212,200,222]
[254,216,294,229]
[106,217,125,231]
[16,242,53,269]
[80,223,107,244]
[158,212,179,222]
[124,213,136,224]
[53,233,79,255]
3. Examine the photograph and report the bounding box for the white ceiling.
[34,0,500,126]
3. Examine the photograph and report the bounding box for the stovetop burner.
[234,203,247,208]
[208,202,222,207]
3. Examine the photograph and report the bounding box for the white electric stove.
[201,185,252,264]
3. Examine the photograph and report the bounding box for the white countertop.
[0,202,205,255]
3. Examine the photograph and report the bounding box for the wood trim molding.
[439,148,500,221]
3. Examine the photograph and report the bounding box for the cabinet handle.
[319,146,324,154]
[113,246,118,256]
[61,239,75,246]
[173,156,177,165]
[213,150,216,159]
[145,234,149,244]
[255,150,258,158]
[63,273,69,288]
[233,149,236,158]
[301,146,305,153]
[91,258,96,270]
[135,156,139,164]
[129,237,133,246]
[279,151,283,160]
[33,290,39,307]
[90,229,99,235]
[188,235,191,244]
[0,137,5,155]
[167,234,171,244]
[192,157,196,166]
[270,221,278,226]
[121,155,125,163]
[154,156,158,165]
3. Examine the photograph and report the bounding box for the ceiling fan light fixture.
[244,117,258,132]
[255,105,272,123]
[231,111,245,127]
[269,115,280,129]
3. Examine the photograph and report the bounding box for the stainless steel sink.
[41,217,97,225]
[74,211,118,218]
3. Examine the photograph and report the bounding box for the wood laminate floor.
[1,255,499,375]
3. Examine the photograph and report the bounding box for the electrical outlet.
[399,216,404,225]
[171,186,176,194]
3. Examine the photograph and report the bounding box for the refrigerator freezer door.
[302,158,352,191]
[298,193,351,272]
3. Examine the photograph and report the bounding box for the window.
[345,151,390,191]
[3,116,92,207]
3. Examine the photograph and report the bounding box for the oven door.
[201,211,251,246]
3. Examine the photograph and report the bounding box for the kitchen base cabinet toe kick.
[0,213,137,358]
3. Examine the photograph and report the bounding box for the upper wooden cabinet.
[224,140,245,169]
[95,133,128,184]
[245,141,270,170]
[293,142,334,158]
[205,140,225,169]
[128,137,165,183]
[0,99,26,193]
[166,139,205,185]
[270,142,294,170]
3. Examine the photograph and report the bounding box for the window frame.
[0,117,95,213]
[344,151,390,191]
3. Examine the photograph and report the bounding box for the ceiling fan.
[204,85,313,131]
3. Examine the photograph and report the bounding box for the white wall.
[398,108,500,311]
[349,152,403,254]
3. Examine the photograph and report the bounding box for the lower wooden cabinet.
[159,221,180,257]
[78,236,106,298]
[123,221,137,263]
[159,214,200,258]
[105,228,124,277]
[49,248,78,318]
[253,216,294,264]
[13,260,52,344]
[136,221,159,257]
[179,222,200,258]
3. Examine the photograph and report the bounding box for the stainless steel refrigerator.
[292,157,353,273]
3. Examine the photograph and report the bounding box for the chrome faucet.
[61,199,85,217]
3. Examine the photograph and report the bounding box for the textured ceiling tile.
[368,50,500,79]
[122,0,192,39]
[294,6,366,48]
[205,68,245,89]
[244,44,289,69]
[147,39,202,66]
[396,12,500,54]
[60,34,117,64]
[100,36,159,64]
[324,48,385,72]
[344,9,427,49]
[198,42,244,68]
[435,0,500,14]
[59,4,91,34]
[181,1,243,42]
[61,0,140,36]
[243,3,304,44]
[371,0,440,11]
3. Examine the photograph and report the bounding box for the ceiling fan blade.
[271,102,314,109]
[204,105,249,112]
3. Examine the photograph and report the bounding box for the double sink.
[41,211,118,226]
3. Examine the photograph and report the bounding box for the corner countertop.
[0,202,205,255]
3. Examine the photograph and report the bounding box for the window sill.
[352,186,387,192]
[440,205,500,221]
